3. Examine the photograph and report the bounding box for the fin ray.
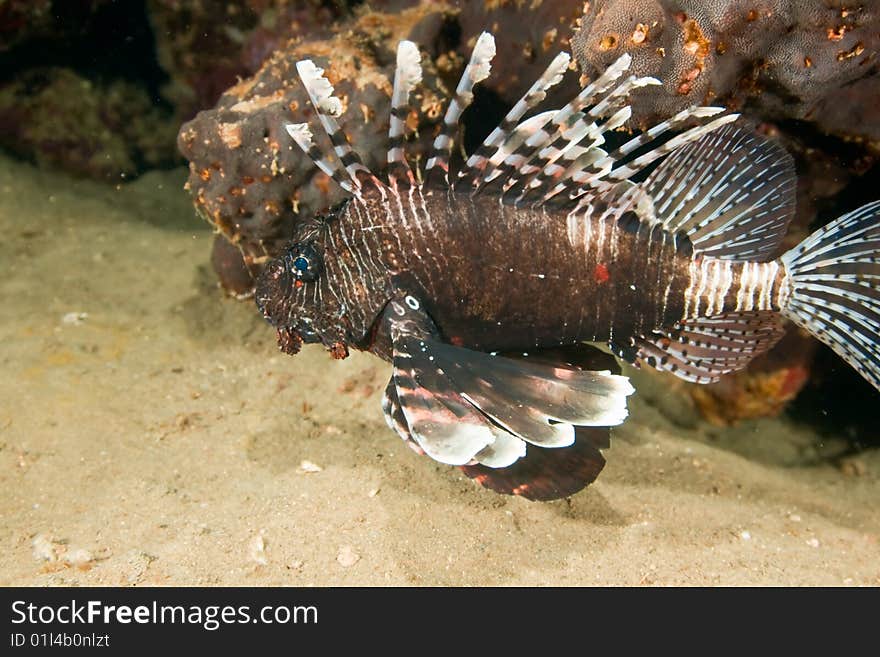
[460,428,608,501]
[781,201,880,391]
[642,124,796,261]
[387,40,422,187]
[424,32,496,185]
[461,51,571,187]
[631,310,786,384]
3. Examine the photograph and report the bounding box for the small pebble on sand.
[65,548,95,569]
[297,460,323,474]
[61,312,88,326]
[337,545,360,568]
[249,534,268,565]
[32,534,60,562]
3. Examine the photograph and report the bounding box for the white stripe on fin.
[475,58,638,198]
[387,40,422,187]
[424,32,496,185]
[540,108,736,207]
[598,113,740,187]
[632,311,786,384]
[515,105,631,205]
[460,50,571,187]
[285,122,353,193]
[295,59,377,192]
[642,124,796,261]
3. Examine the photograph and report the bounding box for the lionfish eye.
[287,243,322,283]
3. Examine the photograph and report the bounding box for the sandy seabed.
[1,155,879,586]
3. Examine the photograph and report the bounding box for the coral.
[147,0,349,122]
[0,0,180,180]
[211,236,258,298]
[572,0,880,145]
[178,2,461,293]
[0,68,178,180]
[455,0,586,109]
[179,0,590,293]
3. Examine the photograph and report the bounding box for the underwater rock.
[572,0,880,145]
[179,0,592,293]
[178,1,461,293]
[455,0,586,110]
[0,67,178,181]
[146,0,346,122]
[211,235,258,298]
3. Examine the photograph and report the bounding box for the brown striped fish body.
[255,33,880,501]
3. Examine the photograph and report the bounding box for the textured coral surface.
[178,0,590,292]
[147,0,345,122]
[177,2,455,291]
[573,0,880,144]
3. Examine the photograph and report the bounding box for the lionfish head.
[255,201,369,359]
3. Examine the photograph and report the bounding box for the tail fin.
[780,200,880,391]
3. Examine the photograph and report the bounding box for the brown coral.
[572,0,880,146]
[178,0,590,294]
[177,2,456,293]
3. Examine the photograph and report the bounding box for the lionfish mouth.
[297,324,322,344]
[275,323,323,354]
[276,323,351,360]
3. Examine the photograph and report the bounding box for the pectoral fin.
[380,297,634,498]
[460,427,608,501]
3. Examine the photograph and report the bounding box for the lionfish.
[256,33,880,500]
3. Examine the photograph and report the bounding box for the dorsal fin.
[641,124,796,261]
[473,71,661,201]
[459,50,571,189]
[423,32,496,186]
[284,122,354,193]
[513,105,631,205]
[434,45,743,211]
[387,40,422,188]
[290,59,386,198]
[477,111,558,176]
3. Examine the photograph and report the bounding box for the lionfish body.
[256,34,880,500]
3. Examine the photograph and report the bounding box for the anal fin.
[629,310,786,384]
